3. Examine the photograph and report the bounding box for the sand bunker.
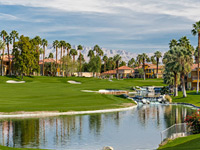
[68,80,81,84]
[6,80,25,84]
[81,90,97,93]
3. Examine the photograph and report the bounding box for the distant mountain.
[44,45,163,62]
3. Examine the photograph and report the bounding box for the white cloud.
[1,0,200,20]
[0,13,18,20]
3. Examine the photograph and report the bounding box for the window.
[188,72,191,78]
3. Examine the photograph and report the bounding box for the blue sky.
[0,0,200,53]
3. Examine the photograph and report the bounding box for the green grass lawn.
[0,145,43,150]
[0,76,165,113]
[172,91,200,107]
[158,134,200,150]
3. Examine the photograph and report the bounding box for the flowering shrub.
[185,109,200,134]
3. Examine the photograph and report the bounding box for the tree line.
[163,21,200,97]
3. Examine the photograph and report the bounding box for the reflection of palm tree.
[89,115,102,134]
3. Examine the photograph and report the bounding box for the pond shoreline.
[0,105,137,119]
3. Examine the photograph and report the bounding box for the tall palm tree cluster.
[163,37,194,97]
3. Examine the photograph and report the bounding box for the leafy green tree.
[192,21,200,93]
[154,51,162,78]
[5,35,12,75]
[13,35,39,79]
[119,61,126,67]
[88,55,101,77]
[41,39,48,76]
[0,30,8,76]
[48,52,54,58]
[114,54,121,79]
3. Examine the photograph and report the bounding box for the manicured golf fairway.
[0,76,164,113]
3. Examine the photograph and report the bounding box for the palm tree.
[154,51,162,78]
[70,49,78,63]
[60,40,66,75]
[33,36,42,71]
[150,56,156,64]
[70,49,77,75]
[128,58,135,68]
[140,53,149,80]
[136,54,142,68]
[164,46,193,97]
[169,39,178,49]
[60,40,66,59]
[192,21,200,93]
[10,30,19,75]
[108,57,114,70]
[66,43,71,56]
[77,45,83,76]
[103,55,108,72]
[5,35,12,75]
[0,30,8,76]
[41,39,48,76]
[194,47,199,64]
[53,40,60,69]
[87,50,94,60]
[114,54,122,79]
[0,40,6,76]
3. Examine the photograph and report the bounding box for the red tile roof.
[191,64,200,70]
[118,66,133,70]
[102,70,116,74]
[39,58,61,64]
[1,55,14,62]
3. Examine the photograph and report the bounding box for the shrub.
[185,110,200,134]
[161,86,170,95]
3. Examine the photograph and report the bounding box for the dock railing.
[160,123,191,144]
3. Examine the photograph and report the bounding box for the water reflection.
[0,105,196,150]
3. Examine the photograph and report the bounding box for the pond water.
[0,104,197,150]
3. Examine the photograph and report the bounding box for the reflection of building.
[101,66,134,78]
[134,64,163,79]
[187,64,200,90]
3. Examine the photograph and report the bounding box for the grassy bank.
[172,91,200,107]
[0,76,165,113]
[158,134,200,150]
